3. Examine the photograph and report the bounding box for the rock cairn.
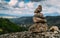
[29,5,48,33]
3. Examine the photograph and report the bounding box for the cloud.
[8,0,18,6]
[0,0,60,17]
[38,0,60,15]
[0,0,35,17]
[0,16,17,18]
[0,10,22,16]
[8,0,34,8]
[18,1,24,8]
[26,2,34,8]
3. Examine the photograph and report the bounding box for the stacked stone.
[29,5,48,33]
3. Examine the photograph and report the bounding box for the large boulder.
[34,13,45,19]
[29,23,48,33]
[34,5,42,13]
[49,26,59,33]
[33,17,47,23]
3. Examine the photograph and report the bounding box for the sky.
[0,0,60,17]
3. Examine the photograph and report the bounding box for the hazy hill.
[46,16,60,28]
[10,16,34,25]
[10,16,60,28]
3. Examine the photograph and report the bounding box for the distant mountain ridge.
[0,14,13,16]
[10,16,60,28]
[10,16,34,25]
[44,12,60,16]
[0,14,18,18]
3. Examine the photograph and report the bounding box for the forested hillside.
[0,18,28,34]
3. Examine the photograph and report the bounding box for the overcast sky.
[0,0,60,17]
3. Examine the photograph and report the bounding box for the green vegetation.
[0,18,28,34]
